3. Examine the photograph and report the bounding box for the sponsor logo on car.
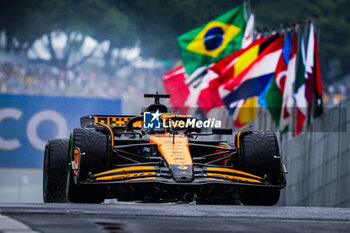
[177,165,188,170]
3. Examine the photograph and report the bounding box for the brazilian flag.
[177,4,246,74]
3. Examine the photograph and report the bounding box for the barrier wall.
[0,94,122,202]
[279,98,350,207]
[0,94,121,167]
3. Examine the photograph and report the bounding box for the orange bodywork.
[207,173,261,183]
[86,134,264,185]
[96,172,156,181]
[206,167,262,183]
[150,134,193,166]
[206,167,261,179]
[73,148,80,176]
[92,166,157,181]
[214,144,232,164]
[94,115,142,127]
[94,166,156,176]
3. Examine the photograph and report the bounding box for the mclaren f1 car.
[43,93,286,205]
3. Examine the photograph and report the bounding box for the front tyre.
[238,131,283,206]
[43,138,69,203]
[67,128,108,203]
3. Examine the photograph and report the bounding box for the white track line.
[0,214,39,232]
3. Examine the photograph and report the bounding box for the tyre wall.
[279,98,350,207]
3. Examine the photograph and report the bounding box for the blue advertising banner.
[0,94,122,167]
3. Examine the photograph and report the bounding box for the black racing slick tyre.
[67,128,109,203]
[238,131,283,206]
[43,138,69,203]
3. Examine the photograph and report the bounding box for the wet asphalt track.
[0,203,349,233]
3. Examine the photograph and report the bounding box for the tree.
[0,0,134,69]
[1,0,349,83]
[0,0,46,53]
[251,0,350,83]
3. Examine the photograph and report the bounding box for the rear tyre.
[67,128,109,203]
[238,131,283,206]
[43,138,69,203]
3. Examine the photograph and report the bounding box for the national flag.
[242,13,255,48]
[184,67,217,110]
[177,4,245,74]
[280,29,298,133]
[196,35,277,114]
[258,31,292,127]
[305,23,315,106]
[165,34,280,120]
[233,96,258,128]
[294,31,307,136]
[313,27,323,118]
[219,35,284,115]
[162,66,189,114]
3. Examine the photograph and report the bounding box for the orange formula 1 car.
[43,93,286,205]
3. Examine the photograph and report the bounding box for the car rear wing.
[80,115,142,131]
[80,113,191,131]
